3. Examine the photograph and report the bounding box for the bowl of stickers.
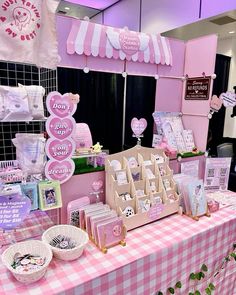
[42,224,89,261]
[1,240,53,284]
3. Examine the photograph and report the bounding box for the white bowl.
[42,225,89,261]
[1,240,53,284]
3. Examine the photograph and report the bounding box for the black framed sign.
[185,77,211,100]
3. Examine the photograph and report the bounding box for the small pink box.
[207,199,220,213]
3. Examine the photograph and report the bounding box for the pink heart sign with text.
[92,180,103,191]
[46,138,75,161]
[45,159,75,184]
[131,118,147,136]
[46,91,77,118]
[119,32,140,56]
[220,91,236,108]
[46,116,76,140]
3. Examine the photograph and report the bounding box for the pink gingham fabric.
[0,210,54,248]
[1,208,236,295]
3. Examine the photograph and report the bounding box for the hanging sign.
[185,77,211,100]
[0,193,31,230]
[220,91,236,108]
[131,118,147,136]
[45,91,79,184]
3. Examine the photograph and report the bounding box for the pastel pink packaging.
[97,217,124,249]
[85,207,111,237]
[0,86,32,121]
[18,84,46,119]
[79,202,104,229]
[12,133,46,175]
[93,216,119,246]
[91,211,117,240]
[67,197,90,226]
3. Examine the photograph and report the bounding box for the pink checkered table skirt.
[1,207,236,295]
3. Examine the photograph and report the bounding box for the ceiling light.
[229,31,235,34]
[64,6,70,10]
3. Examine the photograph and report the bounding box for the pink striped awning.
[67,20,172,66]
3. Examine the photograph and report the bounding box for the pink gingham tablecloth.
[1,208,236,295]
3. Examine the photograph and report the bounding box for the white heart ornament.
[220,92,236,108]
[131,118,147,136]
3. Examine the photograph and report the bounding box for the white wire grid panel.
[0,61,57,161]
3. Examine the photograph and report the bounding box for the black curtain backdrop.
[57,68,124,154]
[207,54,231,156]
[124,75,156,149]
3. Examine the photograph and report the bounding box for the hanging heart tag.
[210,95,222,111]
[220,91,236,108]
[131,118,147,136]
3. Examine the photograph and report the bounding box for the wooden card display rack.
[105,146,180,231]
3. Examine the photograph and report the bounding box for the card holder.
[136,195,151,214]
[165,189,179,204]
[128,166,142,182]
[115,169,128,185]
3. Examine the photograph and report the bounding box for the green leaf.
[225,256,230,262]
[196,272,202,280]
[205,287,211,295]
[175,281,182,289]
[194,291,201,295]
[156,292,163,295]
[201,264,208,272]
[209,283,215,291]
[168,287,175,294]
[189,273,196,280]
[200,272,205,279]
[230,253,236,258]
[188,293,194,295]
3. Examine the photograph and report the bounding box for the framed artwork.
[38,180,62,211]
[188,180,207,217]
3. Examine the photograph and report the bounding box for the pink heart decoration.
[45,159,75,184]
[220,91,236,108]
[92,180,103,191]
[46,91,77,118]
[119,32,140,56]
[131,118,147,136]
[46,116,76,140]
[46,138,75,161]
[210,95,222,111]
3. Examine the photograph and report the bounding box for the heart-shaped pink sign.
[45,159,75,184]
[46,116,76,140]
[210,95,222,111]
[46,138,75,161]
[92,180,103,191]
[46,91,77,118]
[131,118,147,136]
[0,193,31,230]
[119,32,140,56]
[220,91,236,108]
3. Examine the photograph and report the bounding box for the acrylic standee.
[105,146,181,231]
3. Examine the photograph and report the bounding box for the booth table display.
[0,207,236,294]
